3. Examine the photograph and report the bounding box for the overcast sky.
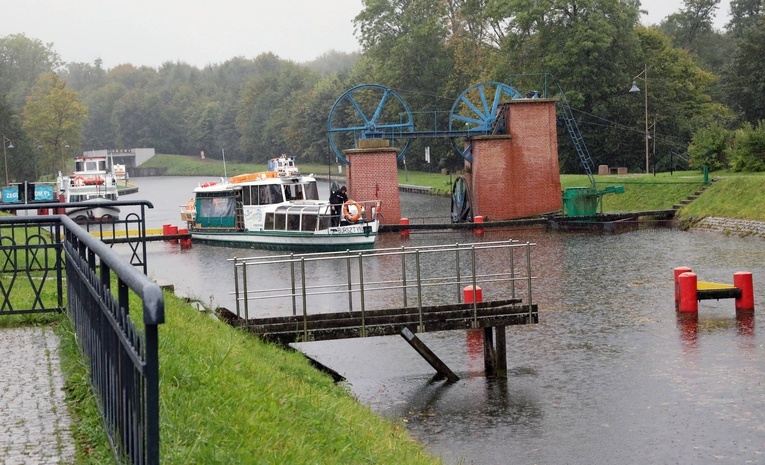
[6,0,730,70]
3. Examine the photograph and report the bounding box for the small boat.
[180,155,380,252]
[57,155,120,222]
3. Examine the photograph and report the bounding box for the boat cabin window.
[75,159,107,172]
[264,205,327,232]
[195,192,237,227]
[240,185,285,205]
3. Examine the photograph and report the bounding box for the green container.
[562,187,599,216]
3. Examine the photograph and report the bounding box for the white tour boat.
[180,155,380,252]
[57,155,120,222]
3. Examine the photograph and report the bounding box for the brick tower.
[344,140,401,225]
[469,99,562,220]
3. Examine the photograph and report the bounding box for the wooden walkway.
[222,299,537,345]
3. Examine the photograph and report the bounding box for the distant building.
[82,148,156,168]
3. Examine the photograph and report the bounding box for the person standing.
[329,185,348,226]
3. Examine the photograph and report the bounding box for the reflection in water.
[125,177,765,465]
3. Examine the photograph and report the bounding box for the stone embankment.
[688,217,765,239]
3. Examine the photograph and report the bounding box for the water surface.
[125,177,765,464]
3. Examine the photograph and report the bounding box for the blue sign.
[2,187,19,203]
[34,185,55,201]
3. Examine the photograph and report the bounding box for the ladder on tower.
[556,85,595,187]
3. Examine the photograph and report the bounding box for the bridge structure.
[224,240,538,379]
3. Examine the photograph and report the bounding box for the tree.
[726,0,763,37]
[0,34,62,110]
[724,16,765,124]
[22,73,88,176]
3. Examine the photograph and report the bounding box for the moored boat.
[180,155,380,252]
[57,155,120,222]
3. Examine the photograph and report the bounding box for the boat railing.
[230,240,535,331]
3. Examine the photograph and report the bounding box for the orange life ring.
[343,200,361,222]
[73,176,85,186]
[375,200,382,213]
[200,181,217,188]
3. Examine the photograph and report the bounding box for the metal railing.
[0,213,164,465]
[231,240,535,332]
[1,199,154,273]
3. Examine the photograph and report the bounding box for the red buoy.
[674,267,693,305]
[733,271,754,312]
[463,285,482,303]
[678,272,698,313]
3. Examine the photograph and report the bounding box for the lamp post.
[629,64,649,174]
[60,141,69,173]
[2,135,13,186]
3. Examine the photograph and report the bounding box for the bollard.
[474,215,484,235]
[168,225,179,243]
[677,272,698,313]
[463,285,482,303]
[674,266,693,306]
[162,224,172,241]
[179,228,192,249]
[733,271,754,312]
[400,218,410,237]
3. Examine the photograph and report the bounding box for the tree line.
[0,0,763,184]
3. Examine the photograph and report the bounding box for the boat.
[179,155,380,252]
[56,155,121,222]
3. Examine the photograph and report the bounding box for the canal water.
[123,176,765,464]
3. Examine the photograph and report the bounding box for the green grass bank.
[51,293,442,464]
[142,154,765,221]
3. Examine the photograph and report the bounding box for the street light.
[61,141,69,173]
[629,64,649,174]
[2,135,13,186]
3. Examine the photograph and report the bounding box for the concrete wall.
[470,99,562,220]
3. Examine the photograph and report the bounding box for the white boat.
[57,155,120,222]
[180,155,380,252]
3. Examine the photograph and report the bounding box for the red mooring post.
[674,266,693,306]
[162,224,172,241]
[678,272,698,313]
[733,271,754,312]
[474,215,484,235]
[463,285,483,303]
[400,218,410,237]
[179,228,192,249]
[168,225,179,243]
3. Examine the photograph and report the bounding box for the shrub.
[729,121,765,172]
[688,123,731,170]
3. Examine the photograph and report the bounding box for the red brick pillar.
[470,99,562,220]
[344,141,401,226]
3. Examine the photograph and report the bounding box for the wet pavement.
[0,327,75,464]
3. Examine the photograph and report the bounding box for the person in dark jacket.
[329,186,348,226]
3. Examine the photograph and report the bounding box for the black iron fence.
[0,212,164,465]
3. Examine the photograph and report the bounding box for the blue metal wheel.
[328,84,414,164]
[449,82,523,162]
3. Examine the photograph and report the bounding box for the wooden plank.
[247,303,533,333]
[255,307,537,344]
[242,299,523,325]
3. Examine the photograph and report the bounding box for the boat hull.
[190,226,377,252]
[67,204,121,222]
